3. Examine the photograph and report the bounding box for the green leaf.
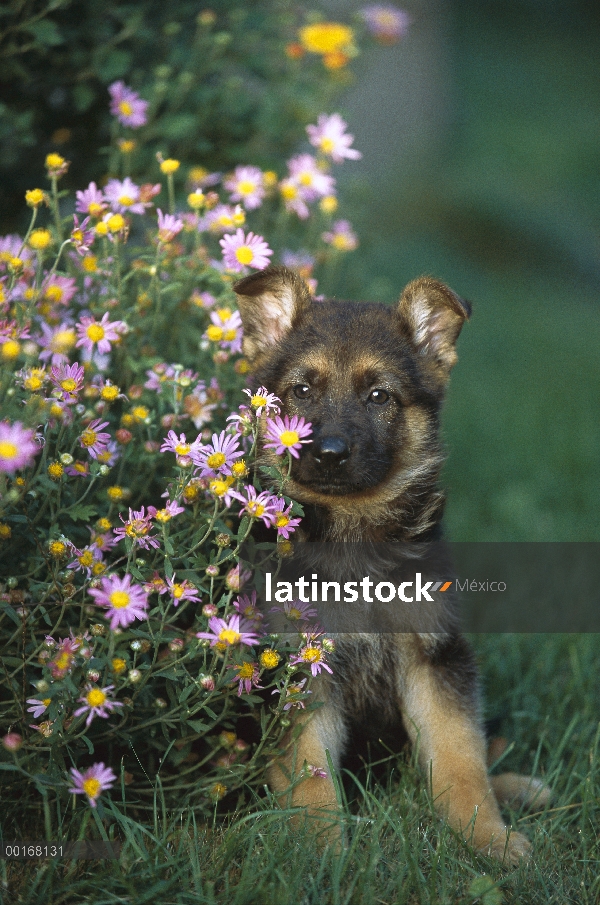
[237,517,250,540]
[26,19,64,46]
[186,719,209,733]
[72,84,95,113]
[67,504,97,523]
[469,876,503,905]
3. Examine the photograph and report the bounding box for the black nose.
[312,435,350,465]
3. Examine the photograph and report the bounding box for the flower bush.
[0,82,367,825]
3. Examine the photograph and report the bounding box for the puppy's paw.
[486,828,531,865]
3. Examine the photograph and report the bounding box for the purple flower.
[191,429,244,478]
[108,81,148,128]
[104,177,146,215]
[156,209,184,243]
[306,113,362,163]
[273,677,311,711]
[74,684,123,728]
[37,321,77,366]
[233,591,264,626]
[196,614,260,648]
[88,574,149,630]
[224,165,266,211]
[0,421,39,473]
[290,639,333,677]
[272,498,302,539]
[242,386,280,416]
[27,697,51,719]
[50,362,85,402]
[235,485,278,527]
[360,5,411,44]
[42,273,77,307]
[114,507,160,550]
[229,660,262,696]
[263,414,313,459]
[162,575,201,606]
[75,182,107,218]
[220,229,273,272]
[69,762,116,808]
[322,219,359,252]
[287,154,335,201]
[76,312,126,355]
[160,430,202,467]
[270,600,318,623]
[79,419,111,459]
[205,308,243,353]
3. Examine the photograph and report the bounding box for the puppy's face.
[234,267,470,504]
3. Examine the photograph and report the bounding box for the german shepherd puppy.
[233,266,547,863]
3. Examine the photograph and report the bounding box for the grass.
[2,635,598,904]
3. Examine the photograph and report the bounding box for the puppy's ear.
[398,277,471,380]
[233,266,312,365]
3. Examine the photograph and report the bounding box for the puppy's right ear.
[233,266,312,365]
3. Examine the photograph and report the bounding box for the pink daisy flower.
[70,214,94,256]
[75,182,107,218]
[27,697,51,719]
[191,429,244,478]
[74,684,123,728]
[273,677,311,711]
[75,312,126,355]
[42,273,77,307]
[160,430,203,467]
[287,154,335,201]
[108,81,148,128]
[228,660,262,696]
[242,386,281,416]
[220,229,273,272]
[64,460,90,478]
[360,5,411,44]
[322,219,359,252]
[290,639,333,677]
[69,762,117,808]
[270,600,318,622]
[306,113,362,163]
[224,165,266,211]
[113,507,159,550]
[233,591,264,627]
[50,362,85,403]
[0,421,39,473]
[272,498,302,539]
[88,574,149,630]
[196,614,260,649]
[156,209,184,243]
[79,419,111,459]
[205,309,243,354]
[104,177,146,215]
[263,414,313,458]
[37,321,77,366]
[161,575,201,607]
[235,485,279,527]
[149,498,186,521]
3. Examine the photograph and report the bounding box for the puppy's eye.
[293,384,312,399]
[368,389,389,405]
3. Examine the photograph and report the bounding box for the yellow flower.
[131,405,149,422]
[25,188,46,207]
[96,518,112,531]
[188,166,208,184]
[24,369,46,392]
[210,782,227,801]
[1,340,20,360]
[28,229,53,251]
[299,22,354,54]
[107,485,124,501]
[95,221,109,237]
[120,413,134,428]
[160,158,180,175]
[101,384,120,402]
[106,214,125,233]
[47,462,64,481]
[320,195,338,214]
[263,171,278,188]
[187,191,205,209]
[112,657,127,674]
[8,257,23,273]
[260,649,281,669]
[0,523,11,540]
[49,540,66,557]
[81,255,98,273]
[118,139,136,154]
[206,325,224,342]
[45,153,66,171]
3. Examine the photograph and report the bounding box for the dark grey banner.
[240,542,600,632]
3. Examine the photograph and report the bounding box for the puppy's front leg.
[402,655,531,864]
[267,699,346,835]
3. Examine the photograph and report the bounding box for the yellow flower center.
[88,202,104,217]
[125,520,148,537]
[0,441,18,461]
[60,378,77,392]
[251,394,267,407]
[112,658,126,673]
[223,329,237,341]
[237,179,256,196]
[1,341,20,359]
[260,650,280,668]
[160,159,180,175]
[279,430,299,447]
[235,246,254,265]
[82,777,102,799]
[172,584,184,598]
[175,443,191,456]
[28,229,52,250]
[231,461,247,477]
[86,324,105,342]
[299,22,354,54]
[319,137,335,154]
[247,501,265,517]
[288,607,302,619]
[218,628,241,646]
[238,662,255,678]
[54,652,71,670]
[26,188,45,206]
[332,234,354,251]
[80,429,98,448]
[82,255,98,272]
[206,325,224,342]
[101,385,120,401]
[275,514,290,528]
[187,191,205,209]
[86,688,106,707]
[298,172,314,187]
[45,285,63,303]
[92,562,106,575]
[78,550,94,567]
[118,100,133,117]
[52,329,76,352]
[301,646,322,663]
[109,590,130,608]
[46,153,65,169]
[118,194,135,207]
[206,452,226,469]
[50,541,66,556]
[107,214,125,233]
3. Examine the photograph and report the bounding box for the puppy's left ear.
[233,265,312,366]
[398,276,471,379]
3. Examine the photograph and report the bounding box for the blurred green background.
[334,0,600,541]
